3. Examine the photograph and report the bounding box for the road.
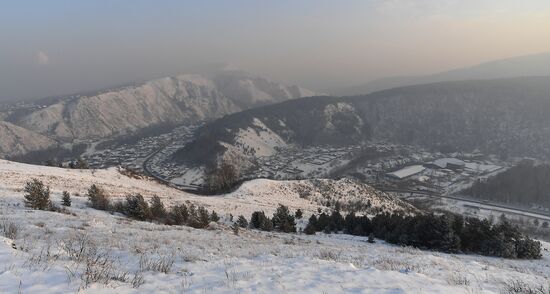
[378,187,550,220]
[141,142,205,192]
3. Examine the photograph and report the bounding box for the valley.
[4,2,550,293]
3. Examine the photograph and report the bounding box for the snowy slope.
[0,160,548,293]
[233,118,288,157]
[14,76,239,141]
[0,121,56,157]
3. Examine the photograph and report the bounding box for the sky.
[2,0,550,100]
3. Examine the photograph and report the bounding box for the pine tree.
[250,211,274,231]
[149,196,166,219]
[61,191,71,207]
[197,206,211,228]
[23,179,51,210]
[250,211,266,229]
[124,194,152,221]
[272,205,296,233]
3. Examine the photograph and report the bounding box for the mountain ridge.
[334,52,550,95]
[0,71,318,157]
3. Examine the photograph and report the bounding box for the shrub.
[295,209,303,219]
[138,253,175,274]
[0,220,19,239]
[23,178,51,210]
[236,215,248,228]
[87,184,109,210]
[168,204,189,225]
[210,211,220,222]
[368,233,375,243]
[62,191,72,207]
[185,204,210,229]
[232,222,240,235]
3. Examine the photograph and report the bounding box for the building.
[425,158,466,170]
[386,165,426,180]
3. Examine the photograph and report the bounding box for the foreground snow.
[0,160,549,293]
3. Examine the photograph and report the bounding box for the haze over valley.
[1,1,550,293]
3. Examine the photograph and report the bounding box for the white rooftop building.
[428,158,466,169]
[386,165,426,180]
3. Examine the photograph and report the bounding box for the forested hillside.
[463,163,550,208]
[175,77,550,167]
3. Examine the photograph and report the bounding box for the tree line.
[304,210,542,259]
[23,178,541,259]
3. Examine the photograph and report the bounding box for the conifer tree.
[149,195,166,219]
[61,191,71,207]
[23,179,51,210]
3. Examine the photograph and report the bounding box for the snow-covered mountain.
[0,159,548,293]
[12,75,239,141]
[0,121,56,157]
[7,72,317,142]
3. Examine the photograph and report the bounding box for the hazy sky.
[2,0,550,100]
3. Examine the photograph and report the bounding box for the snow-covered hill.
[0,121,56,157]
[178,76,550,169]
[0,160,548,292]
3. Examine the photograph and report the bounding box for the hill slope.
[0,121,56,157]
[0,159,548,293]
[176,77,550,167]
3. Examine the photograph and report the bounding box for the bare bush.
[372,257,422,273]
[0,220,19,239]
[139,253,175,274]
[24,242,59,270]
[317,249,342,261]
[447,273,471,286]
[131,271,145,288]
[62,231,129,289]
[503,279,549,294]
[63,232,94,262]
[80,251,117,288]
